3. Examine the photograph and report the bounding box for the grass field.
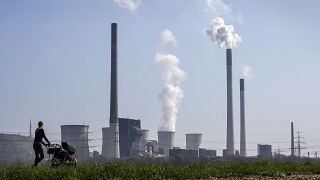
[1,161,320,179]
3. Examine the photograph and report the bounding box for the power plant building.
[132,129,149,154]
[61,125,89,161]
[169,148,217,159]
[257,144,272,158]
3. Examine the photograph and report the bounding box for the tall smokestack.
[240,79,246,157]
[226,49,234,156]
[110,23,120,158]
[291,122,294,156]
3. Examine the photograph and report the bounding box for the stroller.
[47,142,77,167]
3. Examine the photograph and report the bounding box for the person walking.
[33,121,50,167]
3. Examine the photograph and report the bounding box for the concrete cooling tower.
[158,131,175,156]
[186,133,202,150]
[61,125,89,161]
[132,129,149,154]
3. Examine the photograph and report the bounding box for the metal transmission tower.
[295,131,306,157]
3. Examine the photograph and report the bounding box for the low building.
[169,147,199,159]
[169,147,217,159]
[199,148,216,157]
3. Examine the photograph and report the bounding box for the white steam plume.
[114,0,142,12]
[161,29,177,46]
[240,65,253,79]
[155,53,186,132]
[203,0,231,16]
[205,17,241,49]
[202,0,242,23]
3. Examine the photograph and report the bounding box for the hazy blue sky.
[1,0,320,156]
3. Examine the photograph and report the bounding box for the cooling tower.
[61,125,89,161]
[186,133,202,150]
[240,79,246,157]
[132,129,149,153]
[226,49,234,156]
[109,22,120,158]
[158,131,175,156]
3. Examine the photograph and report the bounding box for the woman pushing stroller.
[33,121,51,167]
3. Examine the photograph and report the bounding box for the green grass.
[1,161,320,179]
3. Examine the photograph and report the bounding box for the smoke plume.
[202,0,231,16]
[114,0,142,12]
[161,29,177,46]
[205,17,241,49]
[155,53,186,132]
[240,65,253,79]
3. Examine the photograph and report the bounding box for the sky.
[1,0,320,157]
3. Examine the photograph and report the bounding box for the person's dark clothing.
[34,128,50,145]
[33,142,44,166]
[33,128,50,166]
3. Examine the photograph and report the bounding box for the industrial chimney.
[291,122,294,156]
[240,79,246,157]
[109,23,120,158]
[226,49,234,156]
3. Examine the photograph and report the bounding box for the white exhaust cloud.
[240,65,253,79]
[202,0,242,23]
[205,17,241,49]
[161,29,177,46]
[155,52,186,132]
[203,0,231,16]
[114,0,142,12]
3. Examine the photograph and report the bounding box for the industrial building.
[169,147,198,159]
[257,144,272,158]
[103,118,150,158]
[199,148,217,157]
[0,134,34,164]
[146,140,159,154]
[61,125,89,161]
[169,147,217,159]
[132,129,149,155]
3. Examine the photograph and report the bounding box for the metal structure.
[240,79,246,157]
[186,133,202,150]
[61,125,89,161]
[291,122,294,156]
[158,131,175,156]
[29,118,32,138]
[226,49,234,156]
